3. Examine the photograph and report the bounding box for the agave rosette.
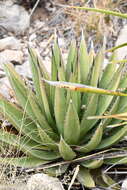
[0,34,127,188]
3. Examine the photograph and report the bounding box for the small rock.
[0,77,12,99]
[0,184,27,190]
[0,0,30,34]
[0,50,23,65]
[115,24,127,60]
[122,178,127,190]
[58,38,65,48]
[27,173,64,190]
[29,34,37,42]
[0,37,21,51]
[15,61,32,78]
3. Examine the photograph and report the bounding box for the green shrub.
[0,34,127,188]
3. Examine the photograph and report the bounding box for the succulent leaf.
[76,125,103,153]
[97,64,124,115]
[59,137,76,160]
[37,124,58,150]
[0,157,50,167]
[1,33,127,189]
[97,125,127,149]
[102,173,120,189]
[77,166,95,188]
[66,40,77,80]
[105,156,127,164]
[64,100,80,145]
[81,159,103,169]
[54,88,66,135]
[29,48,54,126]
[79,32,89,83]
[90,48,104,87]
[81,94,98,136]
[0,94,41,143]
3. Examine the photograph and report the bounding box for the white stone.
[15,61,32,78]
[115,25,127,60]
[0,0,30,34]
[29,34,37,42]
[58,38,65,48]
[0,50,23,64]
[122,178,127,190]
[27,173,64,190]
[0,184,27,190]
[0,37,21,51]
[0,77,12,99]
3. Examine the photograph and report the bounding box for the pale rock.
[43,57,51,73]
[115,25,127,60]
[29,34,37,42]
[122,178,127,190]
[0,77,12,99]
[15,61,32,78]
[0,50,23,64]
[0,69,5,78]
[0,183,27,190]
[0,0,30,34]
[58,38,65,48]
[27,173,64,190]
[0,37,21,51]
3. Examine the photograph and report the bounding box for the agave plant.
[1,34,127,189]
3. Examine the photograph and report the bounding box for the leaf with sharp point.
[105,156,127,165]
[76,125,103,153]
[99,63,117,89]
[81,159,103,169]
[28,149,60,160]
[90,48,104,87]
[67,73,81,113]
[4,64,57,139]
[58,66,66,81]
[97,125,127,149]
[97,64,124,115]
[59,137,76,160]
[102,173,120,189]
[115,89,127,114]
[29,48,45,112]
[0,93,42,143]
[29,48,55,126]
[0,128,45,152]
[27,91,57,140]
[0,129,60,160]
[81,94,98,137]
[79,31,89,83]
[37,53,50,80]
[66,40,77,80]
[50,37,62,110]
[4,64,50,130]
[99,52,117,89]
[119,72,127,88]
[4,64,35,119]
[54,88,66,135]
[88,46,95,68]
[43,79,127,97]
[0,156,50,168]
[77,166,95,188]
[64,100,80,145]
[99,97,120,129]
[37,124,58,150]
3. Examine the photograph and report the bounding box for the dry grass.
[63,0,127,44]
